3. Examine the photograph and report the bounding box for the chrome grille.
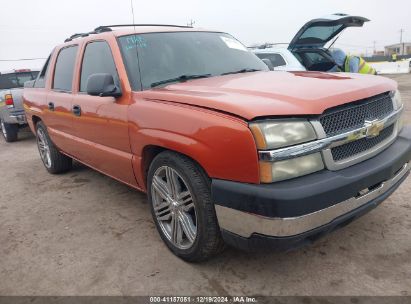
[331,124,395,162]
[320,93,393,136]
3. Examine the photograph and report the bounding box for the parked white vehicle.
[252,13,369,72]
[251,46,305,71]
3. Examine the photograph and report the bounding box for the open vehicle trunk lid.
[288,13,369,50]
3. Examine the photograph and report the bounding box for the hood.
[141,71,396,120]
[288,13,369,50]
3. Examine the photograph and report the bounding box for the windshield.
[0,72,38,90]
[118,31,268,90]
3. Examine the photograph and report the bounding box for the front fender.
[128,98,260,187]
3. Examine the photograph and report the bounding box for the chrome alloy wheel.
[151,166,197,249]
[0,119,7,138]
[37,128,52,168]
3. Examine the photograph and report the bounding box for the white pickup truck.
[0,69,39,142]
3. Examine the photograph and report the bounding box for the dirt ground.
[0,74,410,296]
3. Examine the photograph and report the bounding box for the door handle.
[48,102,55,111]
[72,105,81,116]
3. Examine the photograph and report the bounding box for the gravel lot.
[0,74,410,296]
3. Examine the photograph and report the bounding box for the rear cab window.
[53,45,78,92]
[0,71,39,90]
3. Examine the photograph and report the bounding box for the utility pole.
[187,19,195,27]
[399,29,404,55]
[373,40,377,55]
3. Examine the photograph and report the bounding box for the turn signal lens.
[259,161,274,183]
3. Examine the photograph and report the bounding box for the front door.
[70,40,136,187]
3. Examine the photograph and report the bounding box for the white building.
[385,42,411,56]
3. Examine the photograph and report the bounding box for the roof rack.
[64,31,97,42]
[248,42,289,49]
[64,24,193,43]
[94,24,192,32]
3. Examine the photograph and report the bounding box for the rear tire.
[147,151,225,262]
[0,119,18,142]
[36,121,72,174]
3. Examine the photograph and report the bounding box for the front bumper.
[212,126,411,250]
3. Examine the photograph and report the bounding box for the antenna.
[187,19,195,27]
[130,0,136,32]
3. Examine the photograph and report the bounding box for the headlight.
[392,90,403,110]
[250,120,324,183]
[398,109,405,133]
[392,90,405,132]
[259,153,324,183]
[249,120,317,150]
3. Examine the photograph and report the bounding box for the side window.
[256,53,287,67]
[53,45,78,92]
[80,41,119,92]
[35,56,51,88]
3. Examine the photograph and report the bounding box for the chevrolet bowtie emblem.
[364,120,385,138]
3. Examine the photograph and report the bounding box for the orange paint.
[23,28,397,190]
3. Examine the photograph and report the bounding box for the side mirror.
[86,73,122,97]
[261,58,274,71]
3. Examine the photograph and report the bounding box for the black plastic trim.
[221,170,408,252]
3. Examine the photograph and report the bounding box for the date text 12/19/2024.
[149,296,258,303]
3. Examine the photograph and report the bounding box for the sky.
[0,0,410,71]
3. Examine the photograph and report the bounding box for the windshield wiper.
[221,68,262,76]
[151,74,211,88]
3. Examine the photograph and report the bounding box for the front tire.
[147,151,224,262]
[0,119,18,142]
[36,121,72,174]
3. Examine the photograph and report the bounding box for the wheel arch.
[139,144,210,190]
[32,115,42,126]
[27,114,42,134]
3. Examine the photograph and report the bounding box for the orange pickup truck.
[23,25,411,261]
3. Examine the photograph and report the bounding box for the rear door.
[70,39,136,186]
[46,45,78,155]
